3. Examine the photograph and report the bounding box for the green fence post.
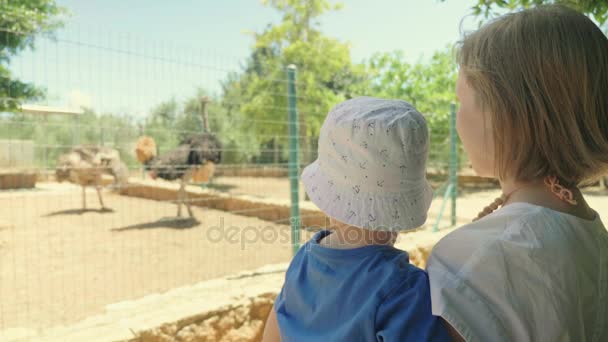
[287,65,301,256]
[433,183,453,232]
[449,103,458,226]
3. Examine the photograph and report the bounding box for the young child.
[262,97,450,341]
[427,5,608,341]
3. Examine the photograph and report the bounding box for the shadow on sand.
[44,208,115,217]
[111,217,200,231]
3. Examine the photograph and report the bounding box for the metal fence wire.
[0,23,459,335]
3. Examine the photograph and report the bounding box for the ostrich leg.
[177,181,184,217]
[96,186,106,210]
[94,175,106,210]
[177,178,194,218]
[184,183,194,218]
[82,185,87,210]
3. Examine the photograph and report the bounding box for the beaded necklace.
[473,176,577,222]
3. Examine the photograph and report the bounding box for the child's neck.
[319,225,397,249]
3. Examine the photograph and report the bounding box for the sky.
[9,0,480,118]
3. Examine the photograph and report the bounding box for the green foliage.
[367,46,460,168]
[1,0,465,172]
[183,90,260,164]
[143,98,181,153]
[224,0,367,164]
[0,0,66,110]
[219,1,462,168]
[141,89,260,165]
[449,0,608,25]
[0,108,140,170]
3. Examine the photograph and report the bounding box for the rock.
[221,320,264,342]
[136,330,175,342]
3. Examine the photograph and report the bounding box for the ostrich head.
[135,136,157,165]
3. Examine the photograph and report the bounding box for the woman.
[427,5,608,342]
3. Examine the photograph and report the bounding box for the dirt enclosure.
[0,181,313,332]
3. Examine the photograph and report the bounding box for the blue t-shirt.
[274,230,450,342]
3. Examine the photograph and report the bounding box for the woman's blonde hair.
[457,5,608,186]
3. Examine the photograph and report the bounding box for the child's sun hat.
[302,96,433,231]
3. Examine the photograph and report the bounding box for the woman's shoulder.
[429,203,534,263]
[429,202,608,275]
[438,202,605,246]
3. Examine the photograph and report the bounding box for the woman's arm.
[262,307,281,342]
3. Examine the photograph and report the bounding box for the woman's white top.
[427,202,608,342]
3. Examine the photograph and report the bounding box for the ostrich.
[56,146,129,210]
[135,133,222,218]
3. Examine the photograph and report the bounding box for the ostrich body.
[56,146,129,210]
[135,134,222,218]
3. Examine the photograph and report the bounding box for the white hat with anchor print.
[301,96,433,231]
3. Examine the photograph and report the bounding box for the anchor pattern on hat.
[367,121,376,136]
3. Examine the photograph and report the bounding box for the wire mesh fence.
[0,22,461,335]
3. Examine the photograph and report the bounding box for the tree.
[452,0,608,25]
[143,98,180,154]
[226,0,368,164]
[179,89,261,164]
[0,0,66,111]
[141,89,260,165]
[367,46,459,168]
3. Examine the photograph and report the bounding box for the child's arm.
[262,307,281,342]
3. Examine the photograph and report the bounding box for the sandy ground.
[209,176,307,201]
[1,177,608,333]
[0,182,313,331]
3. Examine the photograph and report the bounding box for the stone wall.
[133,293,275,342]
